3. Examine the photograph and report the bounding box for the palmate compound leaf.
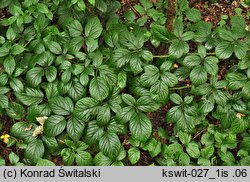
[129,112,152,142]
[49,96,74,115]
[99,132,122,159]
[140,65,160,87]
[150,80,169,103]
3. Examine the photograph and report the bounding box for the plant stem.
[169,85,192,90]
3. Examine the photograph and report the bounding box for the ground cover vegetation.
[0,0,250,166]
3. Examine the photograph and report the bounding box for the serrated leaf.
[4,56,15,75]
[96,105,111,126]
[11,44,25,55]
[169,40,189,58]
[75,151,92,166]
[99,132,121,159]
[170,93,183,105]
[0,95,8,108]
[179,152,190,165]
[45,66,57,82]
[128,147,140,165]
[43,115,66,137]
[47,41,62,54]
[130,112,152,142]
[234,41,247,59]
[141,65,160,86]
[85,121,105,144]
[36,158,55,166]
[67,117,85,141]
[74,97,100,121]
[6,102,25,120]
[93,152,112,166]
[25,139,44,164]
[186,143,200,158]
[215,41,234,59]
[26,67,44,87]
[85,17,103,39]
[122,94,136,106]
[68,20,83,37]
[49,96,74,115]
[186,8,201,22]
[15,88,44,106]
[89,77,109,101]
[137,96,160,112]
[190,65,207,85]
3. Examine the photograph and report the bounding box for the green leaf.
[242,81,250,99]
[231,16,246,37]
[170,93,183,105]
[25,139,45,164]
[0,43,10,57]
[161,72,178,87]
[173,18,183,37]
[15,88,44,106]
[178,131,191,145]
[0,95,8,108]
[11,44,25,55]
[113,48,131,68]
[75,151,92,166]
[45,66,57,82]
[89,77,109,101]
[215,41,234,59]
[201,145,214,158]
[150,80,169,103]
[49,96,74,115]
[47,41,62,54]
[85,121,105,144]
[128,147,140,165]
[43,115,66,137]
[181,31,194,41]
[67,117,85,141]
[74,97,99,120]
[96,105,111,126]
[9,152,19,165]
[141,65,160,86]
[122,94,136,106]
[226,72,247,90]
[117,71,127,89]
[151,24,173,42]
[68,80,85,102]
[88,0,95,6]
[6,26,16,41]
[137,96,160,112]
[99,132,121,159]
[190,65,207,85]
[26,67,44,87]
[183,55,201,68]
[94,152,112,166]
[186,142,200,158]
[197,158,211,166]
[219,151,235,165]
[36,158,55,166]
[86,37,98,52]
[4,56,15,75]
[61,148,75,166]
[186,8,201,22]
[169,40,189,58]
[68,20,83,37]
[234,41,247,59]
[204,58,218,76]
[230,117,249,134]
[218,29,235,41]
[130,112,152,142]
[6,102,25,120]
[179,152,190,165]
[85,17,103,39]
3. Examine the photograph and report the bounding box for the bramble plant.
[0,0,250,166]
